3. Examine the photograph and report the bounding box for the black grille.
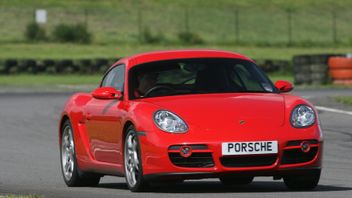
[168,144,208,151]
[286,140,318,147]
[281,147,318,164]
[220,155,277,167]
[169,153,214,168]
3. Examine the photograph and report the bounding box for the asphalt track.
[0,89,352,198]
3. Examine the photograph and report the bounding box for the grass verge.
[334,96,352,106]
[0,43,351,61]
[1,0,352,45]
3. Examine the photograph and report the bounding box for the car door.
[85,64,125,164]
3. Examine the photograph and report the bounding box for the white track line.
[316,106,352,116]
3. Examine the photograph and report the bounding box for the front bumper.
[138,127,323,178]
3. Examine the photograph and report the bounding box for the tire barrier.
[328,57,352,69]
[18,59,37,74]
[329,69,352,79]
[95,58,111,74]
[293,54,344,85]
[3,59,18,74]
[43,59,56,74]
[254,59,291,73]
[328,56,352,85]
[35,60,47,73]
[0,58,119,75]
[333,80,352,86]
[77,59,93,74]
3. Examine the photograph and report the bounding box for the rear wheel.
[219,176,254,186]
[60,119,101,187]
[283,169,321,190]
[124,126,149,192]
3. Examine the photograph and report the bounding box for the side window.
[101,65,125,91]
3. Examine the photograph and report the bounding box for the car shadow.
[96,181,352,193]
[97,182,128,190]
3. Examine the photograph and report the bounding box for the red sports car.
[59,49,323,192]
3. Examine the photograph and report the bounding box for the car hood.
[142,93,286,133]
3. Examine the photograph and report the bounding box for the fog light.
[180,146,192,158]
[300,141,311,153]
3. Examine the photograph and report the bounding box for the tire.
[294,73,311,85]
[95,58,109,73]
[17,60,30,73]
[328,57,352,69]
[4,59,17,74]
[310,64,328,73]
[309,55,329,64]
[36,61,46,73]
[60,119,101,187]
[284,169,321,190]
[43,59,56,74]
[333,80,352,85]
[293,55,311,65]
[329,69,352,80]
[219,176,254,186]
[24,59,37,74]
[124,126,149,192]
[311,72,328,85]
[78,59,93,74]
[293,65,311,73]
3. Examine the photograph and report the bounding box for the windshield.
[129,58,276,99]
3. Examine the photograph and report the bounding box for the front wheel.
[124,126,149,192]
[283,169,321,190]
[60,119,101,187]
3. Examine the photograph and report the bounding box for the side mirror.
[92,87,122,100]
[275,80,294,93]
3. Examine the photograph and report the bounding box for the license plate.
[222,141,278,155]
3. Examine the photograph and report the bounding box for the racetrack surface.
[0,90,352,198]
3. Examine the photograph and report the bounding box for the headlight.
[290,105,316,128]
[153,110,188,133]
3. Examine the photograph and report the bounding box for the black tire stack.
[43,59,56,74]
[254,59,291,73]
[0,58,119,74]
[293,54,344,85]
[3,59,18,74]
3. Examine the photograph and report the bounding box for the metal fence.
[0,6,351,45]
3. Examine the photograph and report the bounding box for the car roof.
[116,49,254,69]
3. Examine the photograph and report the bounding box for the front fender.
[59,93,93,170]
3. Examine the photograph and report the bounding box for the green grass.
[0,43,351,61]
[0,0,352,45]
[334,96,352,106]
[1,0,350,8]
